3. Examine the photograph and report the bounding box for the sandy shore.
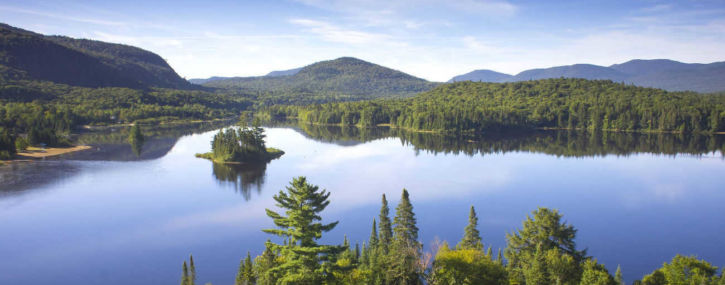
[16,145,92,159]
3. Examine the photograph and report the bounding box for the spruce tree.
[459,205,483,250]
[262,176,344,283]
[389,188,422,285]
[181,261,190,285]
[189,255,196,285]
[369,219,379,248]
[615,265,623,285]
[378,194,393,251]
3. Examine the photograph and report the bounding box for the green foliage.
[388,189,423,285]
[14,135,28,151]
[262,176,345,284]
[205,57,438,105]
[128,124,145,156]
[506,207,586,285]
[378,194,393,252]
[430,242,507,285]
[0,23,193,89]
[180,255,196,285]
[641,255,721,285]
[579,259,615,285]
[199,126,283,163]
[0,126,16,159]
[458,206,483,250]
[236,252,255,285]
[615,265,624,285]
[265,78,725,133]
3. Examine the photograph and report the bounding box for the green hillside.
[204,57,439,102]
[0,23,193,89]
[264,78,725,133]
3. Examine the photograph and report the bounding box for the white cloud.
[289,18,392,44]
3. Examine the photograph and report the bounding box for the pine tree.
[369,218,379,249]
[388,188,422,285]
[615,265,623,285]
[181,261,190,285]
[378,194,393,252]
[262,176,344,283]
[235,258,246,285]
[459,206,483,250]
[522,244,548,285]
[189,255,196,285]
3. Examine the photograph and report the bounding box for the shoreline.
[14,145,92,160]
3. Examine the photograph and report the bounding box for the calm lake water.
[1,123,724,285]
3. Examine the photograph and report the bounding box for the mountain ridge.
[449,59,725,93]
[0,23,194,90]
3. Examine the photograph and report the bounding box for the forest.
[195,124,283,163]
[262,78,725,134]
[180,176,725,285]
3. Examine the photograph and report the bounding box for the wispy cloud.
[0,5,127,27]
[289,18,392,44]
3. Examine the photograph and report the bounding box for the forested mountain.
[0,23,193,89]
[203,57,439,100]
[265,67,303,77]
[513,64,629,82]
[448,69,512,83]
[264,78,725,133]
[449,59,725,93]
[188,76,231,85]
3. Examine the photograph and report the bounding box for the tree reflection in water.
[211,162,267,200]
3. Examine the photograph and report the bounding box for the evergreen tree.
[253,241,280,285]
[579,259,615,285]
[128,124,145,156]
[388,189,422,285]
[378,194,393,251]
[369,219,379,249]
[521,244,548,285]
[615,265,623,285]
[506,207,586,284]
[189,255,196,285]
[236,252,255,285]
[181,261,190,285]
[458,205,483,250]
[262,176,344,283]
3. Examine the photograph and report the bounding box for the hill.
[203,57,438,101]
[449,59,725,93]
[0,23,193,89]
[266,67,303,77]
[265,78,725,133]
[448,69,512,83]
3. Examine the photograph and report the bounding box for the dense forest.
[196,124,283,163]
[0,23,193,89]
[263,79,725,134]
[203,57,439,102]
[284,123,725,157]
[181,176,725,285]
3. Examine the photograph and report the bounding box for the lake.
[1,123,724,285]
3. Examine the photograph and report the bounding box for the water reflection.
[279,121,725,157]
[211,162,267,200]
[66,120,233,161]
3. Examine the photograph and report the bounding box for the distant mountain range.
[199,57,438,99]
[449,59,725,93]
[0,23,194,89]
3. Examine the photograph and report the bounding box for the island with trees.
[195,123,283,164]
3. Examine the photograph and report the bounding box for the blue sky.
[1,0,724,81]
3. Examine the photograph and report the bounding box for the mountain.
[204,57,438,99]
[448,69,512,83]
[266,67,303,77]
[511,64,629,82]
[188,76,231,85]
[450,59,725,93]
[0,23,193,89]
[610,59,725,93]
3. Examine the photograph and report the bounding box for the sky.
[1,0,724,82]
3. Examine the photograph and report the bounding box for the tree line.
[262,79,725,134]
[183,177,725,285]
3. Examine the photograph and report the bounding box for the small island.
[195,124,284,164]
